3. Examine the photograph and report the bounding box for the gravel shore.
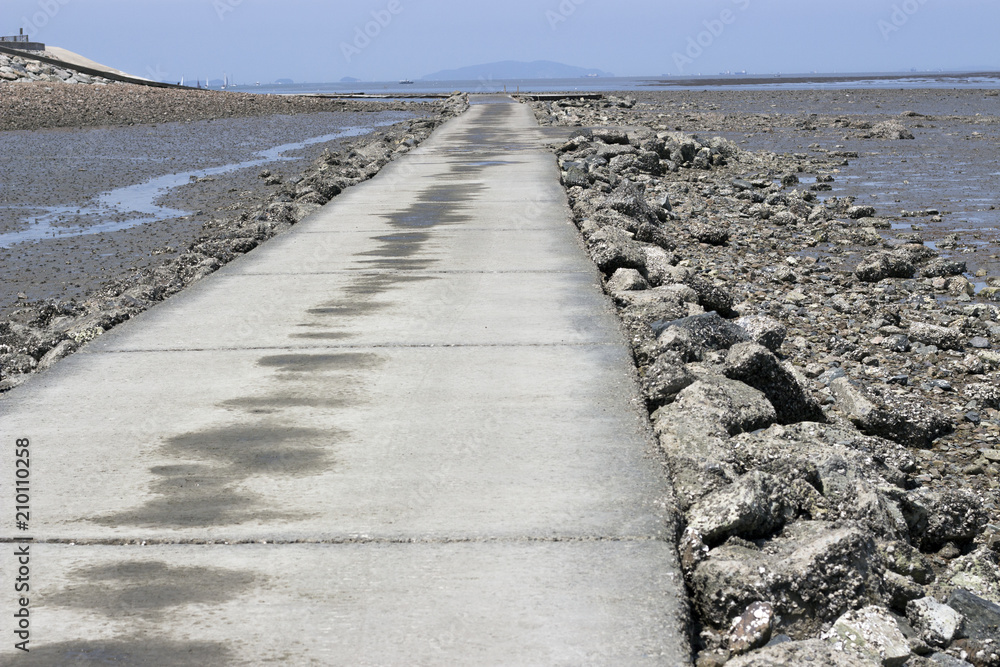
[531,90,1000,666]
[0,80,410,132]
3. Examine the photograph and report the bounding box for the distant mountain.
[340,76,361,83]
[422,60,613,81]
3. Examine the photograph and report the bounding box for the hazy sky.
[5,0,998,83]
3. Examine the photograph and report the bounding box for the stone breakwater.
[531,95,1000,666]
[0,92,468,392]
[0,50,113,85]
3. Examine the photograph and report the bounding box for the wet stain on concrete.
[25,638,235,665]
[308,301,389,317]
[165,424,336,474]
[258,352,382,374]
[220,394,354,413]
[94,423,339,527]
[288,330,354,340]
[54,560,258,618]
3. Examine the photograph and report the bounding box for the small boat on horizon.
[399,79,414,85]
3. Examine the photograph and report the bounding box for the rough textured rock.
[856,250,916,283]
[935,548,1000,604]
[692,521,887,636]
[729,423,914,540]
[661,376,777,437]
[900,489,986,552]
[906,597,964,648]
[909,322,965,351]
[724,342,826,424]
[685,275,737,316]
[725,638,879,666]
[606,268,648,292]
[947,589,1000,642]
[824,606,911,667]
[586,226,647,274]
[881,541,936,585]
[687,471,797,545]
[641,351,696,406]
[651,311,750,351]
[735,315,787,353]
[832,378,955,448]
[602,181,660,224]
[728,602,776,656]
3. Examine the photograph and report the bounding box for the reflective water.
[0,125,384,249]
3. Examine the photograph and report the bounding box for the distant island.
[340,76,361,83]
[422,60,613,81]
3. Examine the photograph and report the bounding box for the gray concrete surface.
[0,98,691,664]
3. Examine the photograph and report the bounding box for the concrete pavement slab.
[0,99,691,663]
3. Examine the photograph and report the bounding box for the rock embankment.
[0,50,113,85]
[532,95,1000,667]
[0,93,469,390]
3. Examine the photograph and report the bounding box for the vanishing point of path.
[1,97,690,665]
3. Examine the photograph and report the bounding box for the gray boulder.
[921,259,968,278]
[947,589,1000,642]
[606,268,648,293]
[724,343,826,424]
[831,378,954,448]
[592,128,629,145]
[641,351,696,406]
[727,639,879,666]
[906,597,964,648]
[908,322,965,351]
[856,250,916,283]
[655,413,738,510]
[935,547,1000,604]
[602,181,660,224]
[685,276,737,317]
[640,245,676,286]
[586,227,646,274]
[735,315,787,353]
[729,424,915,540]
[849,205,879,219]
[686,470,797,545]
[663,376,777,437]
[824,606,911,667]
[692,521,887,637]
[900,489,986,552]
[561,166,590,188]
[690,221,731,245]
[650,311,750,351]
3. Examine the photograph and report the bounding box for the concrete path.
[0,98,690,665]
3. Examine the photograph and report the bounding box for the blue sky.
[5,0,998,83]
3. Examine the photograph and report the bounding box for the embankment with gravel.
[0,79,424,132]
[530,93,1000,667]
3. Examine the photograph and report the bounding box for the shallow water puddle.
[0,124,390,249]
